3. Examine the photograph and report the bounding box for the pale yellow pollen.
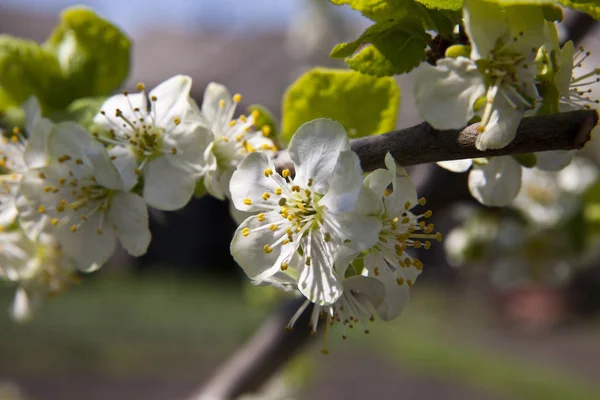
[11,135,18,142]
[269,224,278,231]
[37,205,45,213]
[96,229,103,235]
[397,277,405,285]
[56,205,65,212]
[70,225,77,232]
[59,178,66,185]
[240,115,247,122]
[305,256,311,266]
[374,267,380,276]
[263,244,273,254]
[243,198,252,205]
[274,187,282,195]
[229,120,237,127]
[263,168,273,177]
[173,117,181,126]
[401,217,410,224]
[235,134,244,142]
[282,239,290,245]
[221,136,229,142]
[282,169,291,178]
[257,213,265,222]
[407,280,413,287]
[251,110,260,119]
[44,186,52,193]
[219,99,225,108]
[404,201,411,210]
[262,192,271,200]
[424,210,433,218]
[38,172,46,179]
[418,197,426,206]
[233,93,242,103]
[51,218,59,226]
[136,82,145,91]
[242,227,251,237]
[261,125,271,136]
[281,262,289,271]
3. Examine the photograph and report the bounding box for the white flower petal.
[297,230,343,305]
[464,0,507,59]
[149,75,195,126]
[94,92,147,131]
[288,119,350,191]
[108,146,139,192]
[468,156,522,206]
[58,214,117,272]
[556,41,575,97]
[415,57,486,130]
[0,194,18,226]
[364,169,393,198]
[364,253,409,321]
[49,122,123,190]
[384,153,419,215]
[320,150,363,213]
[10,287,33,322]
[476,95,523,150]
[229,152,278,212]
[437,159,473,173]
[230,213,290,281]
[200,82,232,123]
[108,192,151,257]
[142,156,195,211]
[535,150,573,172]
[344,274,386,311]
[23,96,52,169]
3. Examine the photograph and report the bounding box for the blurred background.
[2,1,600,399]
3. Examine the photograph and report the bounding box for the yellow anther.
[43,186,52,193]
[418,197,427,206]
[243,198,252,205]
[59,178,66,185]
[281,262,289,271]
[235,134,244,142]
[263,244,273,254]
[70,225,77,232]
[307,178,313,187]
[60,199,67,206]
[260,144,272,150]
[51,218,59,226]
[75,159,83,165]
[233,93,242,103]
[402,217,410,224]
[257,213,265,222]
[263,168,273,177]
[251,110,260,119]
[278,198,287,206]
[173,117,181,125]
[172,148,177,155]
[374,267,380,276]
[436,232,443,242]
[424,210,433,218]
[291,185,300,192]
[12,127,20,135]
[242,227,251,237]
[244,142,255,153]
[269,224,277,231]
[11,135,18,142]
[262,192,271,201]
[229,120,237,127]
[38,172,46,179]
[96,229,103,235]
[240,115,247,122]
[219,99,225,108]
[414,259,424,270]
[51,188,58,193]
[324,232,331,242]
[282,169,291,178]
[305,256,311,266]
[122,90,129,96]
[274,187,282,195]
[282,239,290,245]
[261,125,271,136]
[407,279,413,287]
[136,82,145,91]
[397,277,405,285]
[38,205,46,213]
[287,215,294,221]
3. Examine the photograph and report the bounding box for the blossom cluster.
[415,0,599,206]
[230,120,440,349]
[0,76,275,320]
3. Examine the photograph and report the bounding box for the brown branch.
[188,298,314,400]
[273,110,598,173]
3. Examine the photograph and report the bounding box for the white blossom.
[230,119,382,306]
[0,230,77,322]
[196,83,277,200]
[415,0,547,150]
[17,122,151,271]
[93,75,211,211]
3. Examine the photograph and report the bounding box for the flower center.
[36,157,113,235]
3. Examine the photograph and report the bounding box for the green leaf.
[542,4,564,21]
[44,6,131,99]
[0,35,63,112]
[414,0,463,10]
[329,0,416,21]
[282,68,400,143]
[559,0,600,19]
[512,153,537,168]
[330,19,429,76]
